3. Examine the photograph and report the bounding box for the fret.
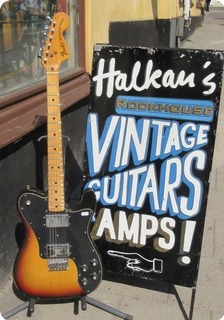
[48,191,64,195]
[48,166,63,171]
[48,170,64,175]
[47,131,62,134]
[48,202,65,207]
[47,154,63,157]
[48,166,63,170]
[47,136,62,139]
[48,164,63,169]
[48,164,63,168]
[46,71,59,74]
[48,181,64,185]
[47,116,61,119]
[49,179,64,188]
[47,174,64,180]
[48,191,65,196]
[47,157,63,160]
[47,121,61,124]
[48,183,64,188]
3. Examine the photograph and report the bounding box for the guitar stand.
[1,295,133,320]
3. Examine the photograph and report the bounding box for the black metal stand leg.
[189,287,196,320]
[86,296,133,320]
[73,298,79,315]
[27,298,35,317]
[2,296,133,320]
[2,301,29,319]
[81,296,87,311]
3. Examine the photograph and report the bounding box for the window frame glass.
[0,0,81,99]
[0,0,87,149]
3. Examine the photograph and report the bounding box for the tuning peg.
[46,16,52,23]
[41,38,46,44]
[38,48,43,58]
[44,16,52,30]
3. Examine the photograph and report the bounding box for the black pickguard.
[18,188,102,294]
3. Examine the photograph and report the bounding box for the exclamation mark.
[178,220,196,266]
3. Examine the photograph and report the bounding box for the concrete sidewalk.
[0,9,224,320]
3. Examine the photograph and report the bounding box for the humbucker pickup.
[46,243,70,258]
[45,214,69,228]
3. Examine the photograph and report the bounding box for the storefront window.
[0,0,79,97]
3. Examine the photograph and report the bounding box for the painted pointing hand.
[108,250,163,273]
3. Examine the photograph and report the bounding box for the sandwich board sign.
[84,45,224,288]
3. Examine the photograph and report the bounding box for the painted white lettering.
[91,210,177,250]
[93,58,198,98]
[160,158,182,214]
[86,114,120,176]
[154,218,176,252]
[116,211,140,244]
[163,122,181,156]
[140,215,158,246]
[179,150,206,218]
[136,163,159,211]
[92,208,116,240]
[196,124,209,145]
[129,166,148,207]
[151,120,170,158]
[203,61,216,95]
[180,123,197,149]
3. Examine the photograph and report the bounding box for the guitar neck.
[46,70,65,212]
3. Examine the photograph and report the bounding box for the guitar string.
[48,71,57,263]
[48,70,66,265]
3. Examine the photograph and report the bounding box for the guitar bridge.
[48,258,69,271]
[46,242,70,271]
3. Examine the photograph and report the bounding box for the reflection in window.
[0,0,78,97]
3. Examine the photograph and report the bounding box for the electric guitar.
[13,12,102,299]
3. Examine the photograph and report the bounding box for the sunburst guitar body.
[13,12,102,300]
[14,188,102,299]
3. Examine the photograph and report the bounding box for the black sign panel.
[84,45,224,288]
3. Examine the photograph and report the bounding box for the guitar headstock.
[40,12,70,71]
